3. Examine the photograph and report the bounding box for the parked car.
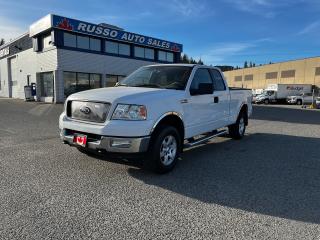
[316,97,320,108]
[287,93,314,105]
[59,64,252,173]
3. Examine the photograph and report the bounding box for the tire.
[228,111,247,140]
[264,99,269,104]
[144,125,181,174]
[297,99,302,105]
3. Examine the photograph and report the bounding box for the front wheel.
[228,111,247,140]
[264,99,269,104]
[145,125,181,174]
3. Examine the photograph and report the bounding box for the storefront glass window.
[158,51,166,61]
[145,48,154,60]
[119,43,130,56]
[64,72,77,97]
[77,73,90,92]
[90,74,101,88]
[134,46,144,58]
[105,41,118,54]
[90,38,101,51]
[167,52,174,62]
[64,33,77,48]
[106,74,118,87]
[77,35,89,49]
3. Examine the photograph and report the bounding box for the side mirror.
[190,83,213,96]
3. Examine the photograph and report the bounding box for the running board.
[184,129,228,148]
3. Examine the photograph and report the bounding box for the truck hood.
[67,86,184,104]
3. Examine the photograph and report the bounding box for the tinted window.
[77,35,89,49]
[77,73,90,91]
[210,69,226,91]
[119,43,130,56]
[106,74,118,87]
[90,38,101,51]
[105,41,118,54]
[145,48,154,59]
[64,72,77,97]
[134,46,144,58]
[190,69,213,91]
[167,52,174,62]
[64,32,77,47]
[89,74,101,88]
[158,51,166,61]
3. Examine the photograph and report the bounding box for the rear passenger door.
[210,69,230,128]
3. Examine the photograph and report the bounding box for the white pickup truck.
[59,64,252,173]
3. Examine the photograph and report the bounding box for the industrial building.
[0,14,183,103]
[223,57,320,91]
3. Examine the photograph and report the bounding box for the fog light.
[110,139,132,148]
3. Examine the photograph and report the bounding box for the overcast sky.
[1,0,320,66]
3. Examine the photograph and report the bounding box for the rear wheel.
[145,125,181,173]
[264,99,269,104]
[228,111,247,140]
[297,99,302,105]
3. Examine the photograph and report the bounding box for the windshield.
[262,90,274,96]
[118,66,192,90]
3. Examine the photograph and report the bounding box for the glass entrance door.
[39,72,54,97]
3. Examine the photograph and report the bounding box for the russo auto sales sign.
[49,15,182,52]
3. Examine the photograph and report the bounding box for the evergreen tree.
[197,58,204,65]
[244,61,248,68]
[0,38,5,46]
[181,54,189,63]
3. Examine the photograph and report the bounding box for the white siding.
[0,48,58,101]
[57,49,155,75]
[55,49,157,102]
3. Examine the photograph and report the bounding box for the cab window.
[189,69,214,95]
[210,69,226,91]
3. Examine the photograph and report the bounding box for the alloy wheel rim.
[160,135,177,166]
[239,117,245,135]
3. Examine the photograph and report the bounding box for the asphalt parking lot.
[0,99,319,240]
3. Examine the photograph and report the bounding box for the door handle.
[213,96,219,103]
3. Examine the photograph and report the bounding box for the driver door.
[183,68,215,138]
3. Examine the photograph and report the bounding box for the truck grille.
[67,101,111,123]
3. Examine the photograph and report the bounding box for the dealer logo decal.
[57,18,73,31]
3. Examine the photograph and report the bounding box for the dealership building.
[224,56,320,91]
[0,14,183,103]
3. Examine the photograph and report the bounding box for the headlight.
[112,104,147,120]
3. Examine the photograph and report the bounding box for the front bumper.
[60,129,150,153]
[287,99,297,104]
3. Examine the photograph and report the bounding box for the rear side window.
[190,68,213,90]
[210,69,226,91]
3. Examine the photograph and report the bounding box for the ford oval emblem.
[80,106,91,114]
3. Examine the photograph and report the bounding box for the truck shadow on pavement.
[252,105,320,125]
[128,133,320,224]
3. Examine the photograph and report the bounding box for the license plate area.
[73,134,87,147]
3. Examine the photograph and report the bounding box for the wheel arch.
[238,104,249,125]
[150,112,185,144]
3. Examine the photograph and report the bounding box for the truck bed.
[229,87,252,91]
